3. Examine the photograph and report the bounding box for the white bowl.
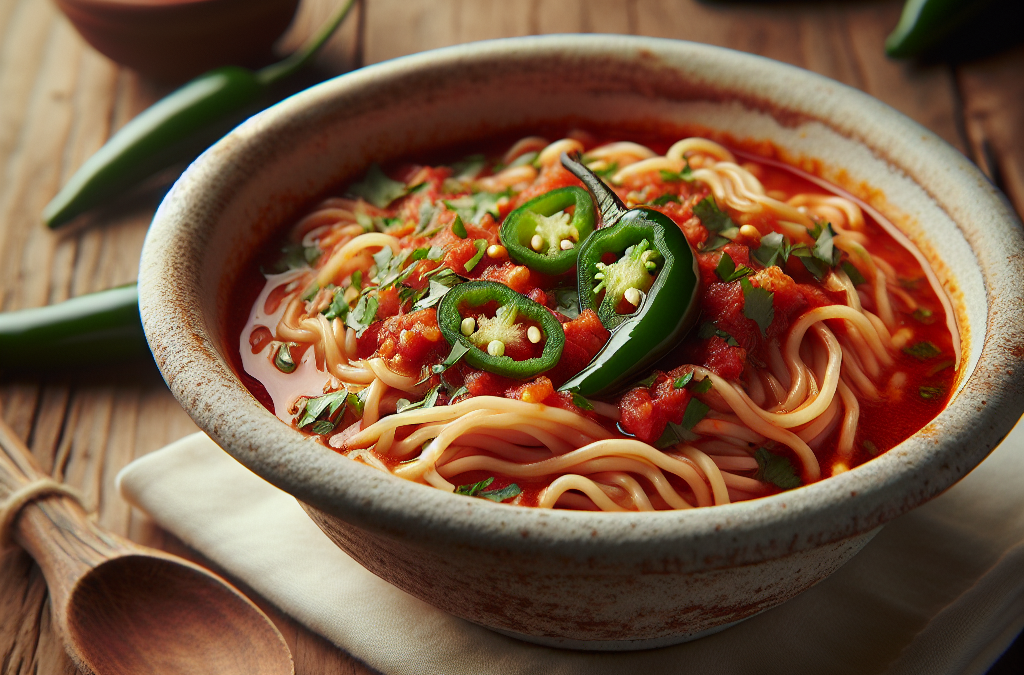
[138,36,1024,650]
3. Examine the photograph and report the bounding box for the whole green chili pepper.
[42,0,356,228]
[437,280,565,379]
[499,186,595,275]
[0,284,148,369]
[558,153,700,397]
[885,0,999,58]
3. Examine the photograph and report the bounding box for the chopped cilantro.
[659,159,693,182]
[673,372,693,389]
[840,260,867,286]
[740,277,775,337]
[415,202,438,235]
[322,288,349,321]
[919,385,944,400]
[570,392,594,410]
[297,389,358,433]
[698,321,740,347]
[903,341,942,360]
[345,294,378,337]
[680,397,710,430]
[716,252,754,283]
[754,448,801,489]
[650,193,681,206]
[348,164,408,208]
[396,385,442,413]
[411,268,464,312]
[863,439,880,456]
[418,342,471,384]
[752,232,796,268]
[464,239,488,272]
[451,154,486,179]
[265,243,322,274]
[454,477,522,502]
[592,161,618,179]
[928,358,955,376]
[690,377,713,394]
[694,197,739,251]
[451,215,468,239]
[792,223,841,281]
[444,191,507,225]
[633,373,659,389]
[350,270,363,290]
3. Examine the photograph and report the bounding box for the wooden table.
[1,0,1020,672]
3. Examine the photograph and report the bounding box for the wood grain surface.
[0,1,1020,673]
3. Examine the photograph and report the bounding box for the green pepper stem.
[257,0,358,86]
[560,152,628,228]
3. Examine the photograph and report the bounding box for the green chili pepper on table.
[0,285,148,369]
[437,280,565,379]
[885,0,1000,58]
[557,152,701,397]
[42,0,357,228]
[499,186,595,275]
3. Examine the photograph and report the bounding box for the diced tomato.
[480,262,536,294]
[375,308,448,376]
[545,309,610,387]
[619,373,693,444]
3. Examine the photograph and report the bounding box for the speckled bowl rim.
[140,35,1024,571]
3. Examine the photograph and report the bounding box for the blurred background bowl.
[55,0,301,82]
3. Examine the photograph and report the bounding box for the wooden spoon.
[0,420,294,675]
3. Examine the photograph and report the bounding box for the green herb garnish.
[740,277,775,337]
[754,448,802,489]
[463,239,488,272]
[903,341,942,360]
[716,251,754,283]
[348,164,408,208]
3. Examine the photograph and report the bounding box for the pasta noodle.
[237,133,958,512]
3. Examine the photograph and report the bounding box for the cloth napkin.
[116,416,1024,675]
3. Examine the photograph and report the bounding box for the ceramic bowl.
[138,36,1024,650]
[56,0,300,82]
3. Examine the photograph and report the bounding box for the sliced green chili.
[437,280,564,379]
[558,153,701,397]
[43,0,357,228]
[499,186,595,275]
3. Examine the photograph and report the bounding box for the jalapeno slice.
[437,280,565,379]
[499,186,595,275]
[558,153,701,396]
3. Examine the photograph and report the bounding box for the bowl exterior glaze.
[138,36,1024,649]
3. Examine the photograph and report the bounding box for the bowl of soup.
[138,35,1024,649]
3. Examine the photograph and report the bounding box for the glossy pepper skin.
[499,186,595,275]
[42,0,356,228]
[0,285,148,369]
[558,153,700,397]
[437,280,565,379]
[885,0,998,57]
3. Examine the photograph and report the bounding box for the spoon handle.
[0,418,134,608]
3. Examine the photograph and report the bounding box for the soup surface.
[237,131,957,510]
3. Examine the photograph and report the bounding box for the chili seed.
[559,239,574,250]
[486,244,506,259]
[460,317,476,336]
[739,224,761,242]
[487,340,505,357]
[624,288,642,306]
[527,326,542,344]
[530,234,544,251]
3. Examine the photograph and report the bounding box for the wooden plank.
[956,44,1024,219]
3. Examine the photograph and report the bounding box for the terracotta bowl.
[138,36,1024,650]
[56,0,300,82]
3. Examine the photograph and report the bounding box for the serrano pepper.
[558,152,700,396]
[499,186,595,275]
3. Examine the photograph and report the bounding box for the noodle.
[238,133,958,512]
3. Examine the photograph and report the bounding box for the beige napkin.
[116,416,1024,675]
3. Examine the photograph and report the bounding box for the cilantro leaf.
[411,268,464,312]
[444,191,507,225]
[911,307,934,323]
[740,277,775,337]
[570,392,594,410]
[650,193,680,206]
[265,243,322,274]
[415,202,438,236]
[840,260,866,286]
[919,385,944,400]
[633,373,659,389]
[455,477,494,496]
[673,372,693,389]
[297,389,357,433]
[655,421,698,448]
[345,294,378,337]
[464,239,488,273]
[698,321,740,347]
[680,397,710,430]
[863,440,880,456]
[754,448,801,489]
[419,341,471,385]
[454,477,522,502]
[592,161,618,178]
[694,197,739,252]
[752,232,794,268]
[396,385,442,413]
[716,252,754,283]
[903,341,942,360]
[659,159,693,182]
[928,358,955,376]
[690,377,713,394]
[348,164,408,208]
[322,288,349,321]
[451,215,468,239]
